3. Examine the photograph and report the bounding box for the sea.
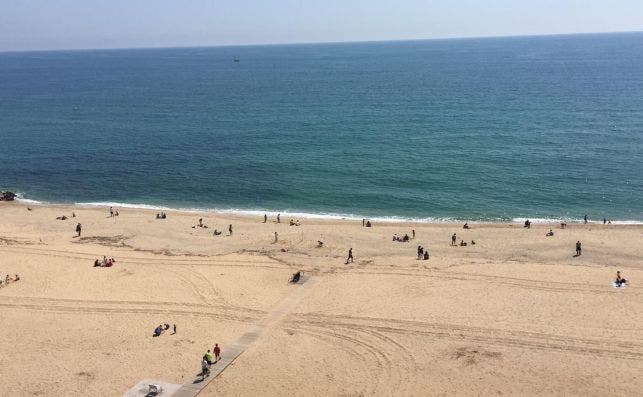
[1,32,642,223]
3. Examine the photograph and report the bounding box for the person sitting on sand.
[423,251,429,260]
[417,246,424,260]
[317,240,324,247]
[366,221,372,227]
[213,229,222,236]
[290,219,295,226]
[560,222,567,229]
[291,271,302,283]
[198,218,204,227]
[471,240,476,245]
[295,220,301,226]
[615,271,628,287]
[161,212,166,219]
[524,220,531,228]
[154,325,163,337]
[546,229,554,236]
[94,259,101,267]
[402,234,410,242]
[14,274,20,281]
[6,274,10,284]
[463,223,470,229]
[106,258,114,267]
[156,213,160,219]
[460,240,467,246]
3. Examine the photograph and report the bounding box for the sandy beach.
[1,201,642,396]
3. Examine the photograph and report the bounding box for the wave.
[9,194,642,225]
[14,193,45,205]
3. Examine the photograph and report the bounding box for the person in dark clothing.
[345,248,353,264]
[228,224,233,236]
[417,246,424,260]
[575,241,582,256]
[76,223,82,237]
[451,233,457,246]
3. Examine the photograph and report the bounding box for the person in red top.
[213,343,221,362]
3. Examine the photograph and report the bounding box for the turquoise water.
[1,33,642,222]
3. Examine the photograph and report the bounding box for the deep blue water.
[1,33,642,221]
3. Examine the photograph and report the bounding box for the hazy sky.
[1,0,642,51]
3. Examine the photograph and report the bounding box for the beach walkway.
[171,276,319,397]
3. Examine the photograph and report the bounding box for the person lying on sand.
[615,271,628,287]
[290,271,302,283]
[56,215,68,220]
[213,229,222,236]
[154,325,163,337]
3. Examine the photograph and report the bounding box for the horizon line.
[1,29,641,54]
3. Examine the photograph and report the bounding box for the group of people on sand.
[213,224,233,236]
[109,207,119,217]
[93,256,116,267]
[193,218,208,228]
[451,233,475,247]
[417,246,429,260]
[393,233,410,242]
[201,344,222,379]
[56,212,75,221]
[0,274,20,288]
[153,323,176,337]
[362,219,372,227]
[289,219,301,226]
[155,212,167,219]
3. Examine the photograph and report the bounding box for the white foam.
[14,193,44,205]
[7,196,641,224]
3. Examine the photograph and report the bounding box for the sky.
[1,0,642,51]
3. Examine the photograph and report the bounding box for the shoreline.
[10,195,642,225]
[2,194,642,396]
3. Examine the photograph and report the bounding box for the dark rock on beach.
[0,191,17,201]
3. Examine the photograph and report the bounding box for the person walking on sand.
[584,214,588,224]
[451,233,457,246]
[264,214,267,223]
[575,241,582,256]
[213,343,221,362]
[228,224,233,236]
[109,206,114,217]
[362,218,365,227]
[277,213,281,223]
[173,324,176,334]
[274,232,278,243]
[346,248,354,264]
[76,223,82,237]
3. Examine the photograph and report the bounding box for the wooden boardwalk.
[172,276,318,397]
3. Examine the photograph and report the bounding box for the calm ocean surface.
[1,33,642,222]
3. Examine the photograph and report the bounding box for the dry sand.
[0,202,641,396]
